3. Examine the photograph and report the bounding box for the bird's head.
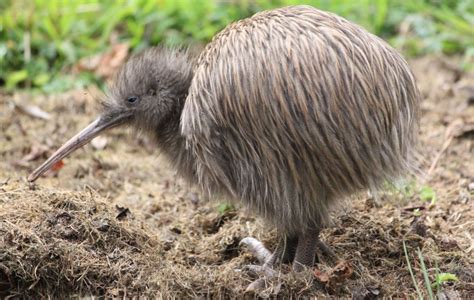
[28,47,193,182]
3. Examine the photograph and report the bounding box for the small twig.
[403,205,426,212]
[428,119,466,176]
[427,135,453,176]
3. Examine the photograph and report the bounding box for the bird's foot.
[240,264,277,292]
[239,231,338,292]
[315,239,337,263]
[239,237,273,265]
[239,236,296,292]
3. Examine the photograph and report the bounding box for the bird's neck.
[155,109,196,183]
[152,49,197,183]
[154,62,197,182]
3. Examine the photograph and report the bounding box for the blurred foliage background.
[0,0,473,92]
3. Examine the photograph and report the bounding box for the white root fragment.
[91,136,108,150]
[14,102,51,120]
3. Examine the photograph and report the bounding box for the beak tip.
[24,114,126,184]
[27,173,37,182]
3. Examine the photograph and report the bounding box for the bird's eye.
[127,96,139,103]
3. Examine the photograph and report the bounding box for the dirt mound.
[0,180,160,298]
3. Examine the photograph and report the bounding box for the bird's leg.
[316,238,337,261]
[292,229,319,272]
[265,234,298,265]
[292,228,337,271]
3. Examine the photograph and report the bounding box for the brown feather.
[102,5,420,237]
[179,6,420,235]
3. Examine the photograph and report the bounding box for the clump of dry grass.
[0,179,327,298]
[0,180,160,298]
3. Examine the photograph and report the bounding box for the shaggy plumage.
[29,5,420,276]
[182,6,420,235]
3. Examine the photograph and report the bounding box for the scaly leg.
[265,234,298,265]
[292,229,320,271]
[293,229,338,271]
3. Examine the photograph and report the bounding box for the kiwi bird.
[28,5,420,280]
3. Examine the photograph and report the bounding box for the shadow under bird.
[29,5,420,288]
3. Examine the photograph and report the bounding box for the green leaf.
[420,186,436,205]
[41,18,60,40]
[41,75,74,93]
[217,203,234,214]
[6,69,28,89]
[33,73,50,86]
[432,273,459,288]
[374,0,389,34]
[0,43,7,59]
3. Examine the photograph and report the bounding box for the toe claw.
[242,264,263,276]
[240,237,272,264]
[242,264,277,277]
[316,240,337,258]
[245,278,266,292]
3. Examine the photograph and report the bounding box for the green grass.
[0,0,473,91]
[403,241,459,299]
[403,240,424,299]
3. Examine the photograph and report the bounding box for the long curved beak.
[28,112,131,182]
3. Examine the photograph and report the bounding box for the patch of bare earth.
[0,56,472,298]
